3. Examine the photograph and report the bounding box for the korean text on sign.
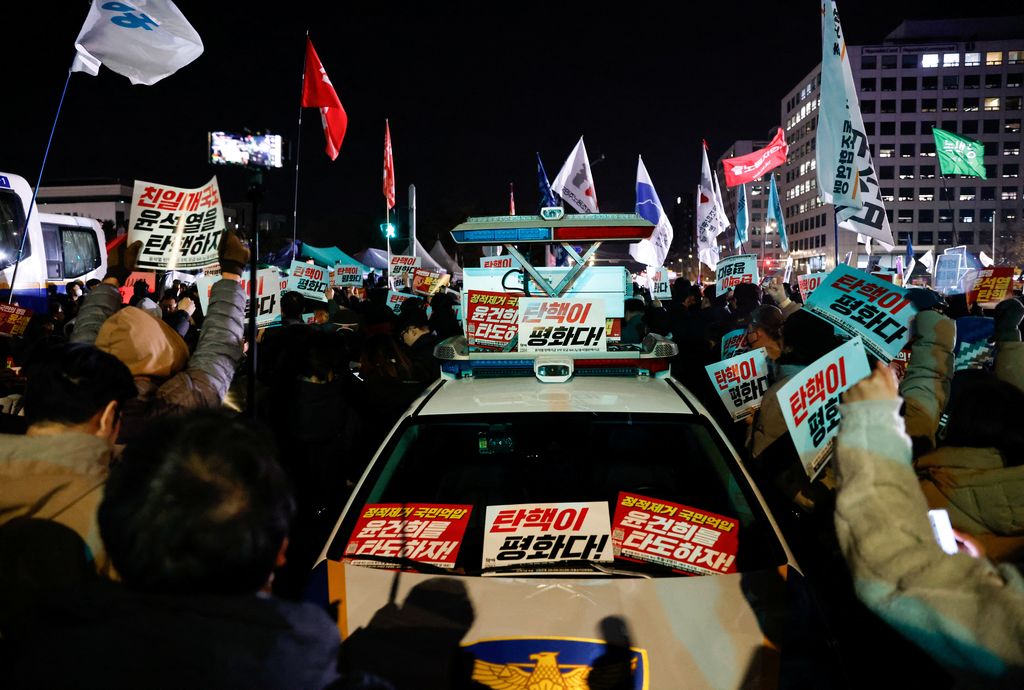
[479,256,519,270]
[652,269,672,300]
[197,268,282,327]
[777,336,872,479]
[411,268,450,297]
[333,263,362,287]
[466,291,519,352]
[344,503,472,569]
[389,255,421,277]
[385,290,411,314]
[969,267,1014,306]
[128,177,225,271]
[720,327,748,360]
[0,304,32,337]
[804,264,916,361]
[482,502,613,572]
[704,348,770,421]
[715,254,759,296]
[611,492,739,576]
[797,272,827,301]
[518,298,606,353]
[286,260,329,302]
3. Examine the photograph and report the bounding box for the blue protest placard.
[803,264,917,362]
[720,327,748,360]
[705,348,770,420]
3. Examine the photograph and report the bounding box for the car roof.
[418,376,696,416]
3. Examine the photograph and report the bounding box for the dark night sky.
[2,1,1020,252]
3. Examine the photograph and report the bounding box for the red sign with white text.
[0,303,32,336]
[466,291,519,351]
[611,492,739,575]
[969,267,1014,306]
[722,128,789,188]
[344,503,472,569]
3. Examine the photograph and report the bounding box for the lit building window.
[965,52,981,66]
[1010,51,1023,65]
[986,51,1003,66]
[922,53,939,68]
[984,97,1000,111]
[943,53,960,67]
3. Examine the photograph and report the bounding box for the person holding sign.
[835,362,1024,686]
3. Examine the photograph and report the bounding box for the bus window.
[0,189,29,268]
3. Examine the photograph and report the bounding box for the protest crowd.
[0,223,1021,688]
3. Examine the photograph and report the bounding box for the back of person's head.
[132,281,148,297]
[281,291,305,320]
[396,308,430,336]
[98,411,294,595]
[749,305,785,341]
[778,309,842,366]
[943,371,1024,464]
[21,343,136,428]
[85,278,101,290]
[732,283,763,312]
[95,307,189,378]
[671,278,692,303]
[360,333,415,380]
[703,284,718,301]
[624,298,645,317]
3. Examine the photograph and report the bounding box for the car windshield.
[327,412,787,577]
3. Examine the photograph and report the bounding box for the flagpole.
[939,175,960,248]
[290,30,309,262]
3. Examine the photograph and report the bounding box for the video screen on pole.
[208,131,285,169]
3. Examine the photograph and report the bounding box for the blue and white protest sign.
[197,267,281,327]
[705,348,770,420]
[777,336,872,479]
[286,260,329,302]
[804,264,917,361]
[933,253,964,294]
[333,260,364,287]
[651,268,672,300]
[715,254,759,296]
[721,327,748,360]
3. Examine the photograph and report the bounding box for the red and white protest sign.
[715,254,759,296]
[389,255,421,278]
[128,177,226,270]
[0,303,31,337]
[722,128,789,188]
[778,336,872,479]
[969,267,1014,307]
[797,272,827,301]
[286,260,329,302]
[704,348,770,420]
[118,271,156,304]
[611,492,738,576]
[804,265,916,361]
[197,268,282,327]
[411,268,450,297]
[466,291,519,351]
[333,262,362,287]
[651,268,672,300]
[483,502,613,572]
[344,503,472,569]
[518,297,606,353]
[479,255,519,270]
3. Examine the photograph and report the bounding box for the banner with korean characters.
[385,290,414,314]
[0,303,31,337]
[803,264,916,361]
[197,268,282,328]
[610,493,738,576]
[343,503,472,569]
[705,348,770,420]
[286,260,329,302]
[778,336,872,479]
[466,291,519,352]
[117,271,156,304]
[482,502,612,573]
[797,272,827,301]
[479,255,520,270]
[715,254,759,296]
[933,253,964,294]
[720,327,748,360]
[128,177,226,270]
[411,268,450,297]
[651,268,672,300]
[518,298,606,353]
[390,255,421,280]
[968,267,1014,307]
[333,261,364,288]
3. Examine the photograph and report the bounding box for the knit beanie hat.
[95,307,189,378]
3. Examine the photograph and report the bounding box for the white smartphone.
[928,509,958,555]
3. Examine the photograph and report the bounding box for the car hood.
[311,559,826,689]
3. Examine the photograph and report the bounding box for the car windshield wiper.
[477,559,653,579]
[342,554,450,575]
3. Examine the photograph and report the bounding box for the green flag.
[932,127,986,178]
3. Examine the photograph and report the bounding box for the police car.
[309,213,838,689]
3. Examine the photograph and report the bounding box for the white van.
[0,171,107,311]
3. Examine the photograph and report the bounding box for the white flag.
[712,170,731,233]
[631,156,674,269]
[980,251,994,267]
[696,145,724,271]
[919,249,935,274]
[816,1,895,250]
[903,258,916,287]
[71,0,204,86]
[550,137,599,213]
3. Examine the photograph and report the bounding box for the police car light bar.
[449,213,654,245]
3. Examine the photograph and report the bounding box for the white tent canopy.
[354,247,389,270]
[429,240,462,280]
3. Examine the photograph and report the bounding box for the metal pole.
[290,30,308,261]
[7,69,72,304]
[385,206,391,288]
[992,212,997,264]
[939,175,960,247]
[246,174,262,420]
[409,184,416,259]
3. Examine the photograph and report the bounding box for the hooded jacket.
[0,432,113,571]
[71,280,245,442]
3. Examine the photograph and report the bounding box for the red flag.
[509,182,516,215]
[383,120,395,210]
[721,128,789,188]
[301,38,347,160]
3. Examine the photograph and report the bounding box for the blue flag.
[767,173,788,252]
[905,236,914,264]
[537,152,558,210]
[735,183,749,249]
